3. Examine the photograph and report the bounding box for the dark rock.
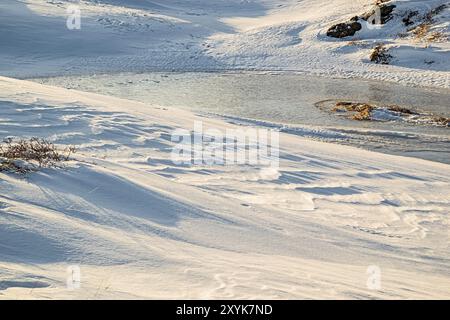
[326,3,395,39]
[326,21,362,38]
[402,10,419,26]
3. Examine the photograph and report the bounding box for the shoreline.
[27,71,450,165]
[18,68,450,91]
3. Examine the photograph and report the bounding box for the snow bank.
[1,76,449,298]
[0,0,448,87]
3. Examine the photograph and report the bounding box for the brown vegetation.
[432,117,450,127]
[370,44,393,64]
[0,138,75,174]
[408,4,449,43]
[330,101,449,127]
[333,102,374,121]
[387,105,416,115]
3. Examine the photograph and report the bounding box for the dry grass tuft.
[412,23,431,39]
[0,137,75,174]
[432,117,450,127]
[333,102,374,121]
[370,44,393,64]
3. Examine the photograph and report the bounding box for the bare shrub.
[0,138,75,174]
[370,44,393,64]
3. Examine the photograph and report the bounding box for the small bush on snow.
[0,137,76,174]
[370,44,393,64]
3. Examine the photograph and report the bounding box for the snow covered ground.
[0,76,449,299]
[0,0,449,299]
[0,0,449,87]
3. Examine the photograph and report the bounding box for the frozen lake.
[32,72,450,164]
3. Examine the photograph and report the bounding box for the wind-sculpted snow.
[0,76,449,298]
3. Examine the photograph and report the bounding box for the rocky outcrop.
[327,3,396,38]
[326,18,362,38]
